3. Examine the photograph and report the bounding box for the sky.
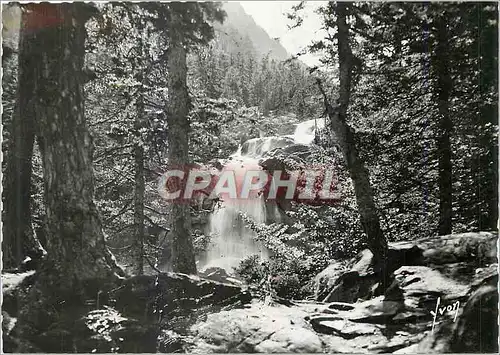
[238,1,327,66]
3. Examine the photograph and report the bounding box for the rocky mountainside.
[213,2,290,62]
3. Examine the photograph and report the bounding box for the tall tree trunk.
[2,4,44,270]
[24,3,123,282]
[133,91,145,275]
[163,7,197,275]
[14,5,125,351]
[318,2,388,273]
[476,4,498,231]
[434,17,453,235]
[479,106,498,231]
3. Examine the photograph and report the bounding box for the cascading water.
[200,119,323,273]
[293,118,325,145]
[201,155,269,272]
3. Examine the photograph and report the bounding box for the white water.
[200,119,322,273]
[293,118,325,145]
[202,155,269,272]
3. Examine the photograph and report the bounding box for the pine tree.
[24,3,123,282]
[15,4,125,350]
[2,3,44,270]
[314,2,388,276]
[143,2,226,274]
[352,2,498,236]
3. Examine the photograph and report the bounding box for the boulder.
[260,143,320,168]
[322,270,378,303]
[319,246,425,303]
[352,249,377,276]
[8,271,252,353]
[316,232,495,304]
[199,267,244,286]
[255,327,323,353]
[382,265,470,330]
[311,318,381,339]
[187,301,323,353]
[321,249,380,303]
[309,296,404,327]
[313,261,348,301]
[392,265,469,301]
[1,271,36,317]
[390,231,497,266]
[415,269,498,353]
[348,297,405,323]
[449,283,498,353]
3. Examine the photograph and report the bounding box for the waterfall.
[200,119,322,273]
[201,153,269,273]
[293,118,325,145]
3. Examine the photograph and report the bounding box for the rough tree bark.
[162,6,197,274]
[12,4,126,351]
[434,16,453,235]
[2,31,43,268]
[22,3,124,282]
[318,2,388,275]
[479,105,499,231]
[2,14,45,269]
[133,87,145,276]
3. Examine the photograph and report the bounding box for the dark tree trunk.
[476,5,498,231]
[319,2,388,273]
[2,5,45,270]
[162,8,197,275]
[479,107,499,231]
[23,3,123,282]
[434,17,453,235]
[133,93,145,275]
[13,5,125,351]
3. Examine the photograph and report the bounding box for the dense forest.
[2,2,498,353]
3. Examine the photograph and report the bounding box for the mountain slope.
[214,2,290,62]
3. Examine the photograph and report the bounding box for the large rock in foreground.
[5,232,497,353]
[187,301,323,353]
[313,261,349,301]
[317,232,497,303]
[187,232,497,354]
[412,267,498,354]
[3,271,251,353]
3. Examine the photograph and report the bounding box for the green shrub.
[234,255,267,285]
[234,254,326,300]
